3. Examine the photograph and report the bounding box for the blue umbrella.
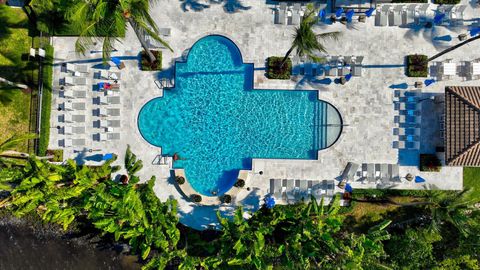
[415,176,426,183]
[470,27,480,37]
[102,153,114,161]
[425,79,436,86]
[433,13,445,25]
[346,10,354,22]
[111,57,121,66]
[345,73,352,81]
[365,8,375,17]
[389,83,409,89]
[335,7,344,18]
[319,9,326,21]
[318,78,332,85]
[345,183,353,193]
[265,196,275,209]
[433,35,452,42]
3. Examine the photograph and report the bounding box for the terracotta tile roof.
[445,86,480,166]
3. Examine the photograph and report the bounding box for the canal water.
[0,221,141,270]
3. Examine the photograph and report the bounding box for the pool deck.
[48,0,479,229]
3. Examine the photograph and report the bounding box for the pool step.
[313,102,328,150]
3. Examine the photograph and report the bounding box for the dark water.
[0,224,141,270]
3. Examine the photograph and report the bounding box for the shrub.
[406,54,428,77]
[46,149,63,162]
[190,194,202,203]
[420,154,441,172]
[266,56,292,80]
[140,50,162,71]
[234,178,245,188]
[392,0,427,2]
[175,176,185,185]
[433,0,460,4]
[38,45,54,156]
[221,194,232,204]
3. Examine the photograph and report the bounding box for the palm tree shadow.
[221,0,251,13]
[180,0,210,12]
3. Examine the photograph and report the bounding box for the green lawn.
[0,5,35,153]
[463,167,480,199]
[0,88,31,152]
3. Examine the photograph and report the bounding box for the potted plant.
[190,194,202,203]
[222,194,232,204]
[175,176,185,185]
[234,178,245,188]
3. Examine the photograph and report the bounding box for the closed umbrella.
[319,9,326,21]
[470,27,480,37]
[335,7,344,18]
[346,10,354,23]
[415,176,426,183]
[365,8,375,17]
[265,196,275,209]
[345,73,352,81]
[102,153,114,161]
[424,79,436,86]
[434,13,445,25]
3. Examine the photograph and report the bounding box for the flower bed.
[406,54,428,77]
[266,56,292,80]
[140,50,162,71]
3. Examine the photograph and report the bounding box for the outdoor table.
[443,62,456,76]
[472,63,480,75]
[415,81,423,88]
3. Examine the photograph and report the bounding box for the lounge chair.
[274,2,287,25]
[64,138,86,147]
[340,162,360,181]
[107,96,120,105]
[289,3,302,25]
[403,4,416,25]
[417,4,430,23]
[351,65,362,76]
[272,179,283,199]
[389,164,400,181]
[326,180,335,196]
[66,63,89,73]
[395,140,406,149]
[63,114,86,123]
[325,66,338,77]
[354,56,364,65]
[159,28,171,36]
[98,119,121,128]
[63,90,87,99]
[366,163,375,183]
[63,102,86,111]
[389,5,404,26]
[375,5,390,26]
[63,126,86,135]
[107,133,121,140]
[380,164,390,183]
[450,5,466,23]
[64,76,87,86]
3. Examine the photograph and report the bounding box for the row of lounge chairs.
[375,4,466,27]
[433,59,480,81]
[340,162,400,184]
[274,2,304,25]
[269,179,335,203]
[293,55,364,77]
[393,90,422,150]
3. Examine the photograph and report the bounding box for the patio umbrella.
[470,27,480,37]
[335,7,344,18]
[264,196,275,209]
[345,73,352,81]
[415,176,426,183]
[346,10,354,23]
[365,8,375,17]
[433,13,445,25]
[389,83,409,89]
[111,57,121,66]
[319,9,326,21]
[345,183,353,193]
[318,78,332,85]
[102,153,114,161]
[433,35,452,42]
[424,79,436,86]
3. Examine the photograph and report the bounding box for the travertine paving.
[49,0,479,229]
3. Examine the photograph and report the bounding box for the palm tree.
[0,77,29,90]
[428,35,480,62]
[68,0,172,63]
[280,10,340,68]
[0,134,37,167]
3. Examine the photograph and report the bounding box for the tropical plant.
[0,77,29,90]
[68,0,172,63]
[279,9,340,68]
[125,144,142,184]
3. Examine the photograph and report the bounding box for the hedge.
[433,0,460,4]
[266,56,292,80]
[406,54,428,77]
[38,44,54,156]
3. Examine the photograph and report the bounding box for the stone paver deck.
[48,0,479,229]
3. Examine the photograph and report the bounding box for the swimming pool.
[138,35,342,196]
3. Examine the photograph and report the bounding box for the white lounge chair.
[64,76,87,85]
[63,126,86,135]
[289,3,302,25]
[63,114,86,123]
[389,5,404,26]
[63,102,86,111]
[375,5,390,26]
[107,133,120,140]
[66,63,89,73]
[403,4,416,25]
[274,2,287,25]
[64,138,86,147]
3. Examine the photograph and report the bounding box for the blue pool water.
[138,35,342,196]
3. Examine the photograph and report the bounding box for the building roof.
[445,86,480,166]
